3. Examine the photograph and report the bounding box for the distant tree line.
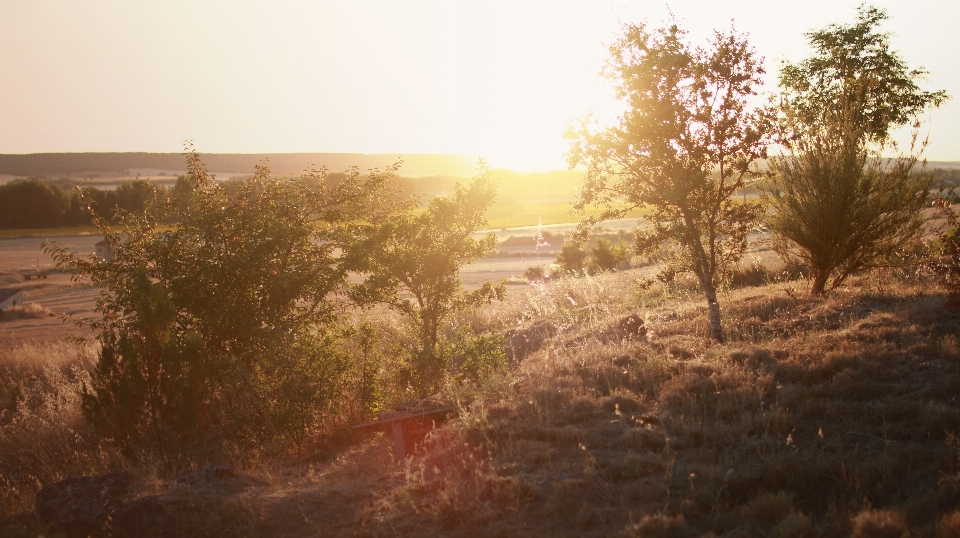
[0,173,492,230]
[0,177,193,229]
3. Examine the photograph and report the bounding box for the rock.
[36,472,133,538]
[504,320,557,362]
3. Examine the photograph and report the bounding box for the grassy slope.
[4,269,960,537]
[344,273,960,537]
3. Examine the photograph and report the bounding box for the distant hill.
[0,152,479,178]
[928,161,960,170]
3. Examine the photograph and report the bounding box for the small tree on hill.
[351,162,505,396]
[566,20,773,342]
[764,5,949,296]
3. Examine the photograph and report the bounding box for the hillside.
[3,267,959,537]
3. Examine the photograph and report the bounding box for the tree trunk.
[810,266,830,297]
[703,283,724,343]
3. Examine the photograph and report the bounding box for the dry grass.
[0,341,123,522]
[357,269,960,537]
[0,303,54,321]
[4,265,960,537]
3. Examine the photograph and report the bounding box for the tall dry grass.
[0,341,122,520]
[357,267,960,537]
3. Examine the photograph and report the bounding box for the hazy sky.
[0,0,957,171]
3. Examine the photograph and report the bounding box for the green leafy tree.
[352,162,505,395]
[46,147,402,463]
[0,179,70,229]
[764,5,949,296]
[555,242,587,275]
[777,5,947,145]
[589,237,631,273]
[566,21,772,342]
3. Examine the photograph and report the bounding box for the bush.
[766,6,947,297]
[0,303,52,321]
[451,330,508,386]
[45,148,404,466]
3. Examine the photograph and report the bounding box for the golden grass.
[5,264,960,537]
[357,269,960,537]
[0,342,123,520]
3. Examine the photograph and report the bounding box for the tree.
[0,179,70,229]
[777,5,947,146]
[566,21,772,342]
[46,147,402,463]
[352,162,505,395]
[555,242,587,275]
[589,237,632,273]
[764,5,949,296]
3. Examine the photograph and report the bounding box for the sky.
[0,0,957,172]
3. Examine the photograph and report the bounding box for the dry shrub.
[851,509,909,538]
[0,341,121,519]
[0,303,53,321]
[739,491,799,532]
[381,426,534,531]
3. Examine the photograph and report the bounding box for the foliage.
[929,195,960,311]
[0,179,69,229]
[764,108,930,296]
[0,178,160,229]
[351,161,505,396]
[566,19,772,341]
[555,242,587,276]
[778,5,948,145]
[450,330,509,386]
[588,237,631,273]
[765,5,948,296]
[523,265,548,283]
[44,147,402,464]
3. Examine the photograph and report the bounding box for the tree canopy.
[566,20,772,342]
[778,5,948,145]
[351,162,504,395]
[765,5,949,296]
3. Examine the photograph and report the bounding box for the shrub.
[351,162,505,396]
[765,5,948,297]
[45,147,403,466]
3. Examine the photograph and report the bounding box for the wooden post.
[391,420,406,462]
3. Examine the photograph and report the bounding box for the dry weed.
[0,303,53,321]
[0,341,121,520]
[364,267,960,536]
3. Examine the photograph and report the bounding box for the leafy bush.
[351,162,505,396]
[555,243,586,276]
[450,330,508,386]
[45,148,404,466]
